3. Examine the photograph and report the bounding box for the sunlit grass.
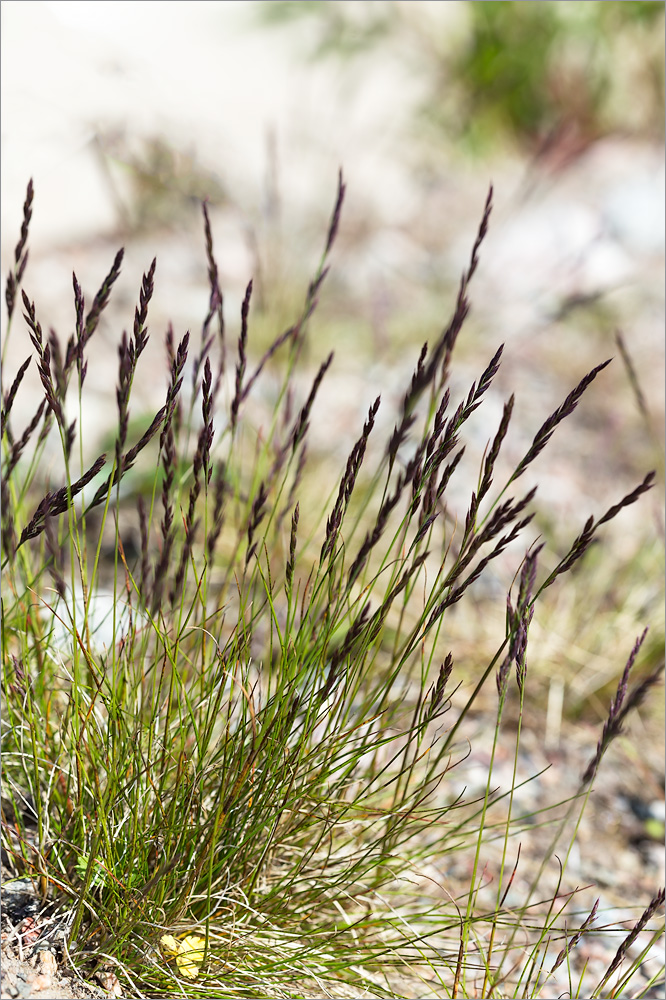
[1,175,663,999]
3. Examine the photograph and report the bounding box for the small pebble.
[24,972,53,994]
[96,971,123,997]
[37,952,57,977]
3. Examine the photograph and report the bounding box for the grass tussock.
[1,174,663,999]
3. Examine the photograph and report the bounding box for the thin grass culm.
[1,175,663,1000]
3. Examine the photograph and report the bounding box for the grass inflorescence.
[1,174,663,999]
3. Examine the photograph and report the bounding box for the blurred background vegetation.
[258,0,664,159]
[82,0,666,241]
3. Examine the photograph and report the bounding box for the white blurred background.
[2,0,438,245]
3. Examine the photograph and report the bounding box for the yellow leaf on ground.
[159,934,180,957]
[160,933,206,980]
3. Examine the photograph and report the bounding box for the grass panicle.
[82,247,124,346]
[230,279,253,430]
[17,453,106,547]
[597,888,666,994]
[1,355,32,439]
[321,394,381,565]
[581,627,662,785]
[4,178,33,324]
[510,358,612,483]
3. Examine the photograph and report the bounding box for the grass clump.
[1,174,663,999]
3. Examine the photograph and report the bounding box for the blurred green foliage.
[258,0,665,155]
